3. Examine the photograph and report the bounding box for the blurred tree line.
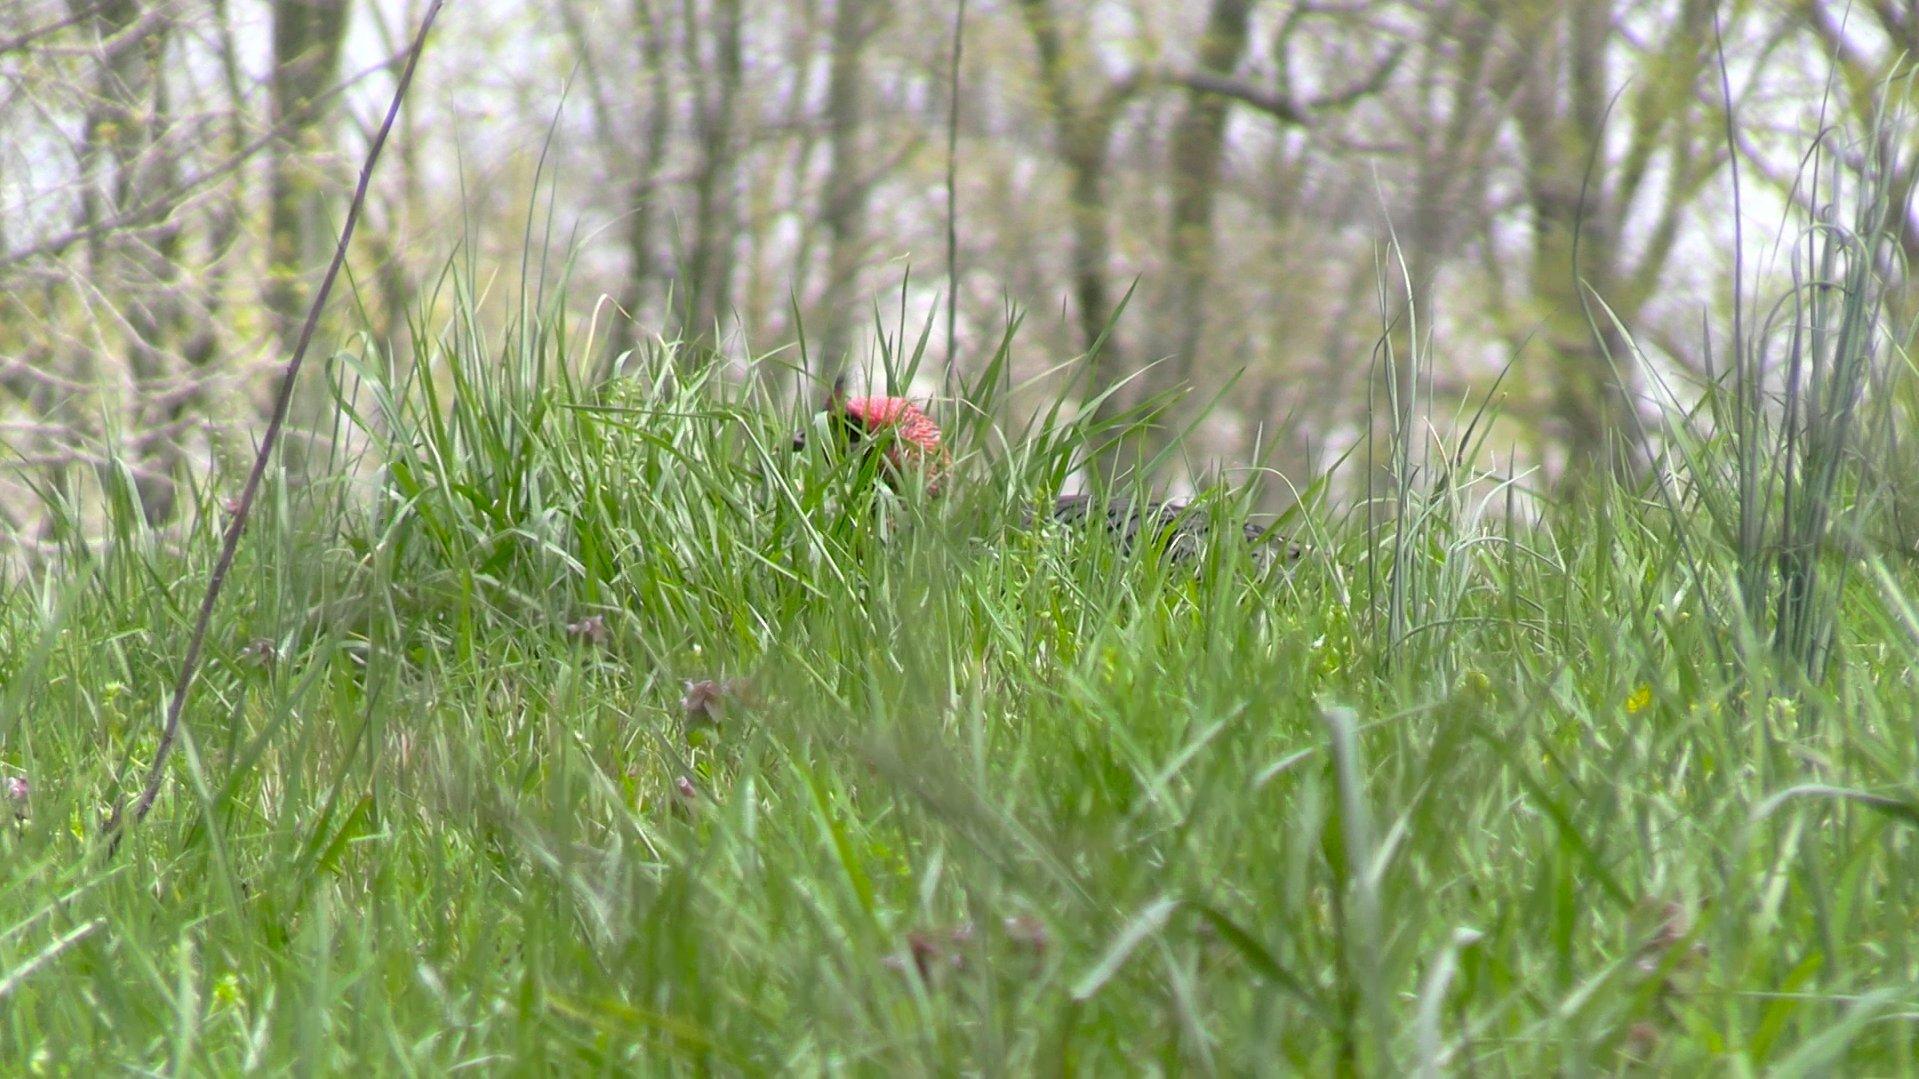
[0,0,1913,543]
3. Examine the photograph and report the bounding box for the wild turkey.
[791,389,951,493]
[1043,492,1302,566]
[799,390,1299,564]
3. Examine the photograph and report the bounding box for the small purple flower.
[238,638,277,668]
[564,615,609,646]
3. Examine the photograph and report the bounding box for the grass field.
[2,275,1918,1073]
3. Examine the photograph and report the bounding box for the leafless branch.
[2,49,410,270]
[1170,69,1309,124]
[1167,42,1401,127]
[0,1,121,57]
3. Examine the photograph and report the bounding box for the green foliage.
[1,286,1917,1072]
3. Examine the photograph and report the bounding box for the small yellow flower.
[1463,669,1492,698]
[1625,683,1653,715]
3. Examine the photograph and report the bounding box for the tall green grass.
[2,126,1918,1073]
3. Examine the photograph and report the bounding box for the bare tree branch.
[1167,42,1402,126]
[1,50,407,270]
[0,0,121,58]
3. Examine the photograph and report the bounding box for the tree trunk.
[266,0,352,352]
[1381,3,1506,442]
[265,0,351,484]
[617,0,675,366]
[1017,0,1125,421]
[1514,0,1632,483]
[679,0,744,358]
[815,0,874,384]
[1160,0,1251,391]
[73,0,198,522]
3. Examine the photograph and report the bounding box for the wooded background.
[1,1,1912,541]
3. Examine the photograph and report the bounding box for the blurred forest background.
[1,0,1914,549]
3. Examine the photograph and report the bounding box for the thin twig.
[100,0,446,853]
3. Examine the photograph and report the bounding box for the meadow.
[2,263,1918,1072]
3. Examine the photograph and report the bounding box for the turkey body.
[799,391,1300,566]
[1041,493,1301,566]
